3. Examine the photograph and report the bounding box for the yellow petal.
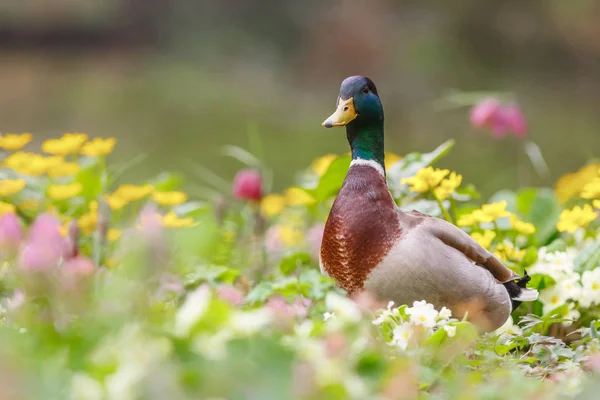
[152,191,188,206]
[260,194,285,217]
[0,179,26,197]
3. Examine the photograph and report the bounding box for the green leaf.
[221,145,261,168]
[574,241,600,273]
[76,164,103,199]
[388,139,455,182]
[279,252,311,275]
[515,188,561,245]
[307,156,351,202]
[245,282,274,304]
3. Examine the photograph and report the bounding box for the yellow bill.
[322,97,357,128]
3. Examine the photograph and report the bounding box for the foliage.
[0,132,600,399]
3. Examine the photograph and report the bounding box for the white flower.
[443,325,457,337]
[558,274,583,301]
[229,308,272,336]
[406,300,438,328]
[529,248,577,281]
[372,301,396,325]
[173,285,211,337]
[390,322,413,350]
[325,293,361,323]
[323,312,335,321]
[495,316,522,337]
[580,268,600,308]
[438,306,452,320]
[70,373,104,400]
[539,284,569,315]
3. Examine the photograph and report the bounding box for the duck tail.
[503,271,538,311]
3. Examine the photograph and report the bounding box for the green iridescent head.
[322,76,385,168]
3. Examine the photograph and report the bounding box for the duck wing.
[401,210,520,283]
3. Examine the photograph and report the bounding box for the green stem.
[434,193,453,224]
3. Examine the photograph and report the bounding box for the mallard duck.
[319,76,538,332]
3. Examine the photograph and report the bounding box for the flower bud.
[502,104,527,138]
[232,169,262,202]
[469,98,501,128]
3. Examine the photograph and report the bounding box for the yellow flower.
[401,166,449,193]
[457,213,477,227]
[107,229,122,241]
[78,201,99,234]
[0,179,26,197]
[260,194,285,217]
[113,184,154,202]
[384,152,402,171]
[152,191,188,206]
[161,211,197,228]
[4,152,62,176]
[555,163,600,204]
[42,133,88,156]
[509,214,536,235]
[284,187,316,206]
[47,182,83,201]
[0,201,16,216]
[80,137,116,157]
[433,172,462,200]
[480,201,510,220]
[581,177,600,199]
[556,204,598,233]
[494,242,526,262]
[103,194,128,211]
[470,230,496,249]
[594,200,600,210]
[47,161,80,178]
[278,225,303,247]
[311,154,337,176]
[471,209,494,223]
[0,133,32,150]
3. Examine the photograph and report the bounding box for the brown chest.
[320,165,401,294]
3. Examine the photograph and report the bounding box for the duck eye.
[343,106,349,111]
[362,87,370,94]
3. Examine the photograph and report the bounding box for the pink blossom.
[502,104,527,138]
[5,289,26,312]
[266,295,311,320]
[63,256,95,277]
[20,213,63,271]
[232,169,262,202]
[0,213,22,255]
[469,98,527,139]
[28,213,62,246]
[217,285,245,306]
[470,98,502,128]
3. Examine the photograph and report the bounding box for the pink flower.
[20,213,63,271]
[28,213,62,246]
[232,169,262,202]
[470,98,502,128]
[0,213,22,255]
[63,256,95,277]
[469,98,527,139]
[502,104,527,138]
[217,285,245,306]
[266,295,311,320]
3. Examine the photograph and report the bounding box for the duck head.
[322,76,386,171]
[322,75,383,128]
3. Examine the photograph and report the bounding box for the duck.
[319,75,538,332]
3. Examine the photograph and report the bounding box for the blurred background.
[1,0,599,197]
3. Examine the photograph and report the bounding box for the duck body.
[319,76,537,332]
